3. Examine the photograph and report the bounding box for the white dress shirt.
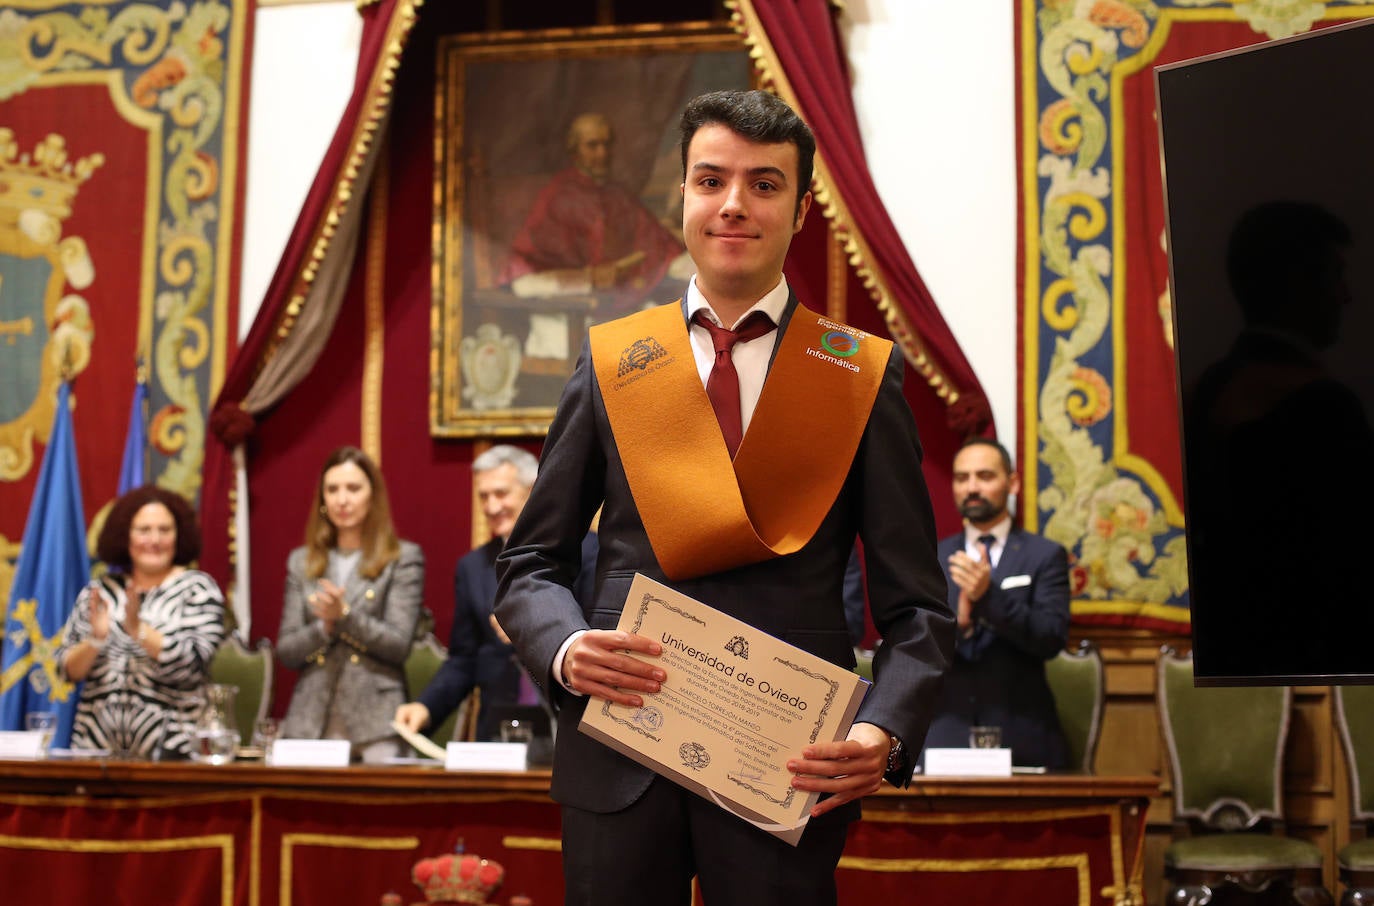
[684,275,790,436]
[963,516,1011,569]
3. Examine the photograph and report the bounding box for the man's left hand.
[787,721,890,818]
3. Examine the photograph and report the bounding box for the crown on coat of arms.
[411,847,505,905]
[0,130,104,227]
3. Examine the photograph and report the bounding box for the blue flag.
[118,379,147,495]
[0,382,90,745]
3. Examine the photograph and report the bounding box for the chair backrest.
[1045,640,1105,772]
[1157,647,1291,831]
[854,648,874,683]
[404,634,461,745]
[1335,685,1374,822]
[208,634,274,746]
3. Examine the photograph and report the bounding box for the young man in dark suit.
[926,437,1071,768]
[494,90,953,906]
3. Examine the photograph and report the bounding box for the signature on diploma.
[729,759,770,786]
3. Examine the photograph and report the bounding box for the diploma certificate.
[579,574,870,845]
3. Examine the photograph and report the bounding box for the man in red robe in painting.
[499,112,692,319]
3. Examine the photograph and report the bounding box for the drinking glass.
[499,718,534,745]
[968,725,1003,749]
[253,718,280,764]
[25,711,56,756]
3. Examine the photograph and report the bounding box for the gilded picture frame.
[431,23,751,437]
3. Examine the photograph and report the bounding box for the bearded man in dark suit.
[925,437,1071,769]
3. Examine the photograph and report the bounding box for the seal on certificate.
[724,635,749,659]
[632,705,664,732]
[679,741,711,771]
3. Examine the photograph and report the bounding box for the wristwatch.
[885,731,905,774]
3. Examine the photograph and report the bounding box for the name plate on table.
[580,574,870,846]
[270,739,351,767]
[445,742,527,772]
[923,747,1013,777]
[0,731,45,759]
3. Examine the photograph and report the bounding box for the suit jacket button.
[365,589,375,600]
[350,654,359,664]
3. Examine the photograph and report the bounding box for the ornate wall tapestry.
[1017,0,1372,630]
[0,0,251,618]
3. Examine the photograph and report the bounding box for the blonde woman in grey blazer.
[277,446,425,763]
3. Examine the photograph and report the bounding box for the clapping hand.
[308,579,348,629]
[89,590,111,643]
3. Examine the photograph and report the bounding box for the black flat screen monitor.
[1158,17,1374,685]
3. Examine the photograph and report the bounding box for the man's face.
[951,444,1020,527]
[476,462,531,541]
[680,124,811,305]
[571,120,612,183]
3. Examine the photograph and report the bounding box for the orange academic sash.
[589,301,892,580]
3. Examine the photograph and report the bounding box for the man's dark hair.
[1226,200,1351,323]
[957,436,1014,475]
[97,485,202,570]
[679,89,816,212]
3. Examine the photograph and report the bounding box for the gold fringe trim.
[726,0,960,407]
[255,0,425,378]
[838,854,1091,906]
[362,139,389,463]
[502,835,562,852]
[281,833,419,906]
[0,834,235,906]
[827,230,846,321]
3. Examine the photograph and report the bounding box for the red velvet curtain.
[201,0,419,600]
[734,0,993,435]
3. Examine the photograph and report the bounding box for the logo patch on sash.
[617,337,668,377]
[820,330,860,358]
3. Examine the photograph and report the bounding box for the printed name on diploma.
[660,631,810,711]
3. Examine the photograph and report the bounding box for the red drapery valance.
[730,0,992,434]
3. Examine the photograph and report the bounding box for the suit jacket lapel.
[344,557,387,614]
[476,538,501,618]
[995,529,1028,584]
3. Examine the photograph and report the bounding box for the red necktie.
[692,310,777,457]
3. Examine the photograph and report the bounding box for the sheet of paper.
[923,747,1013,777]
[391,719,447,762]
[445,741,527,772]
[0,731,45,759]
[271,739,351,767]
[579,573,870,845]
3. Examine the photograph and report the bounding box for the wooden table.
[0,760,1155,905]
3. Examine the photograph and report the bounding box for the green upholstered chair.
[1157,648,1331,905]
[1045,639,1105,773]
[403,633,464,746]
[854,647,874,683]
[208,634,274,747]
[1335,685,1374,905]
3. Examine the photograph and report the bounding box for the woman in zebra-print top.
[56,486,226,758]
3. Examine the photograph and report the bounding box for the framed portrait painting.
[431,24,751,437]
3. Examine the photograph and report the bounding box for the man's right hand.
[562,630,664,708]
[395,702,431,733]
